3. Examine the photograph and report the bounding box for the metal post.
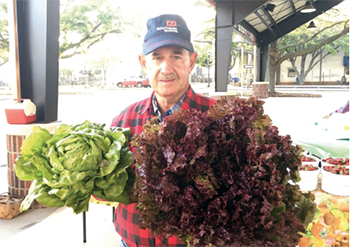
[207,52,211,88]
[83,211,86,242]
[241,46,244,96]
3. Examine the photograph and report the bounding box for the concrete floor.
[0,196,120,247]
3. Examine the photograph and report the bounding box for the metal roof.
[207,0,344,46]
[245,0,311,33]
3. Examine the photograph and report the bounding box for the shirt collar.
[152,88,189,122]
[138,85,196,116]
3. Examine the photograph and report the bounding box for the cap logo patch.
[166,20,177,27]
[156,20,178,33]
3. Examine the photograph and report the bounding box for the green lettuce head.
[15,120,134,214]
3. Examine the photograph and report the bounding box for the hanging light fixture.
[301,1,316,13]
[266,3,276,12]
[307,21,317,29]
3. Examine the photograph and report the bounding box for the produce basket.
[321,166,349,196]
[301,154,320,167]
[0,192,24,219]
[321,157,349,168]
[297,164,320,191]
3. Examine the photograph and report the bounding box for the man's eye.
[153,57,162,60]
[174,56,181,59]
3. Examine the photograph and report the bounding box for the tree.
[195,43,213,68]
[268,7,349,92]
[0,1,8,66]
[0,0,126,66]
[59,0,124,59]
[193,0,215,69]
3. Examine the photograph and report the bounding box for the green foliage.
[195,44,212,67]
[279,20,348,57]
[0,1,9,66]
[0,0,126,65]
[59,0,125,59]
[269,6,349,86]
[278,5,349,56]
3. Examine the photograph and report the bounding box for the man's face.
[139,45,197,101]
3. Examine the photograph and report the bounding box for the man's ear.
[139,54,147,70]
[189,52,198,72]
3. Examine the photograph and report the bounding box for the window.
[287,68,296,77]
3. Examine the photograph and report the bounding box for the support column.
[259,44,269,82]
[214,0,266,92]
[215,2,234,93]
[15,0,60,123]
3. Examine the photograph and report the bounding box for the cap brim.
[143,34,194,55]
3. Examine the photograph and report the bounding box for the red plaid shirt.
[111,85,216,247]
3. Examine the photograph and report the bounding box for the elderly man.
[112,14,216,247]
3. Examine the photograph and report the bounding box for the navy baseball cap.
[142,14,194,55]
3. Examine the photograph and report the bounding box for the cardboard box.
[5,99,37,124]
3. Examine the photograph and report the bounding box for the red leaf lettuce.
[131,97,315,247]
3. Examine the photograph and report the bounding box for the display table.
[292,113,349,158]
[298,176,349,247]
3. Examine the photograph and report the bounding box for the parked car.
[116,76,150,88]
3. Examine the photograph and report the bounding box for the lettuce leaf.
[15,120,134,214]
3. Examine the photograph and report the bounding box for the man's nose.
[160,58,174,74]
